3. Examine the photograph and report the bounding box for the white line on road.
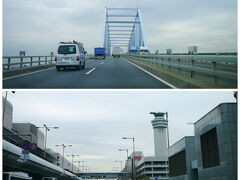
[3,67,56,81]
[122,58,178,89]
[101,62,104,64]
[85,68,96,75]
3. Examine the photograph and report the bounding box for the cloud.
[3,0,237,55]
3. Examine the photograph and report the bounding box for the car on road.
[55,41,86,71]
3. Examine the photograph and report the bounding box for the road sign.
[30,143,38,150]
[23,143,30,150]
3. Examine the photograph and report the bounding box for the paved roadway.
[3,57,172,89]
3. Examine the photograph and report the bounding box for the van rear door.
[57,45,77,63]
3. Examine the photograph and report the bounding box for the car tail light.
[77,57,80,61]
[55,57,57,62]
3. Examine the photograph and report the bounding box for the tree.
[139,174,150,180]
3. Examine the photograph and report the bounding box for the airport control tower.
[150,112,169,157]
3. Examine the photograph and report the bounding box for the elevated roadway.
[78,172,126,179]
[3,139,79,180]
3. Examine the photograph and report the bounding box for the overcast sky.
[3,0,237,56]
[5,91,236,172]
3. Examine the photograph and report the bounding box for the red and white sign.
[134,156,142,160]
[30,143,38,150]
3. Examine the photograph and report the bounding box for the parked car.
[55,40,86,71]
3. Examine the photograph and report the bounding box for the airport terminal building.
[168,103,237,180]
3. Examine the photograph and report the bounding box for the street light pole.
[118,149,129,180]
[115,160,122,172]
[67,154,80,172]
[113,167,118,172]
[118,149,129,161]
[122,137,135,180]
[75,161,84,173]
[56,144,72,169]
[37,124,59,158]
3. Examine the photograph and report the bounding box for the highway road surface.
[3,57,173,89]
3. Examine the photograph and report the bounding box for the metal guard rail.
[137,54,237,64]
[124,54,237,86]
[3,55,93,71]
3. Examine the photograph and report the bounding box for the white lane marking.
[3,67,56,81]
[85,68,96,75]
[101,62,104,64]
[122,58,177,89]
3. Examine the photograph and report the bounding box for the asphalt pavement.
[3,57,172,89]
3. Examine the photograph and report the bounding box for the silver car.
[55,41,86,71]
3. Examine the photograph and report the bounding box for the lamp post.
[75,161,84,173]
[118,149,128,160]
[37,124,59,158]
[119,149,129,179]
[115,160,122,172]
[67,154,80,172]
[2,91,15,126]
[113,167,119,172]
[55,144,72,169]
[122,137,135,180]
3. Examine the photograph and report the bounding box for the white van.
[55,41,86,71]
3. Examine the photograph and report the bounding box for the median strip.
[85,68,96,75]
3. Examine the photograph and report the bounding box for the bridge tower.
[102,7,147,55]
[150,112,169,157]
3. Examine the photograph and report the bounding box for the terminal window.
[200,127,220,168]
[169,150,187,177]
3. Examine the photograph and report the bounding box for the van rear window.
[58,45,76,54]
